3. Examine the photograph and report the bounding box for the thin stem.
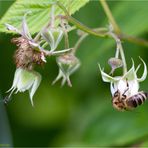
[57,1,107,37]
[64,31,69,49]
[60,20,69,49]
[34,31,41,42]
[39,47,73,56]
[100,0,121,34]
[119,43,127,74]
[51,48,72,55]
[109,25,127,74]
[64,30,69,48]
[73,33,88,53]
[42,42,48,48]
[120,33,148,47]
[57,1,148,47]
[110,31,120,58]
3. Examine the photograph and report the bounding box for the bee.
[112,90,148,111]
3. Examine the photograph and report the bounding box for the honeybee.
[112,90,148,111]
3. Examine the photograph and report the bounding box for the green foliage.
[0,0,148,147]
[113,1,148,35]
[0,0,89,33]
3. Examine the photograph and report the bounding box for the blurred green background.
[0,0,148,147]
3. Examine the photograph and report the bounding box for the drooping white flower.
[7,68,41,106]
[99,58,147,110]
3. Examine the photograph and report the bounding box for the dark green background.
[0,0,148,147]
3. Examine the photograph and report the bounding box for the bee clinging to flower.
[99,24,148,111]
[100,57,148,112]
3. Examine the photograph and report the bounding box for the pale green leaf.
[0,0,89,33]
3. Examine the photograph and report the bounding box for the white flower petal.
[122,60,137,80]
[116,79,127,94]
[110,82,115,96]
[5,23,20,34]
[17,69,34,91]
[41,28,54,49]
[7,68,41,106]
[7,68,22,92]
[29,72,41,106]
[98,64,120,82]
[68,61,80,76]
[128,80,139,96]
[52,69,63,85]
[41,28,63,51]
[54,29,63,50]
[61,76,67,87]
[21,12,32,39]
[135,64,141,73]
[137,57,147,82]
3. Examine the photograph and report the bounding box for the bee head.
[112,98,126,111]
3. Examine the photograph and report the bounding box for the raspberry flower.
[52,53,80,87]
[5,12,46,69]
[7,68,41,106]
[41,4,64,51]
[99,24,148,111]
[99,58,147,111]
[5,13,44,105]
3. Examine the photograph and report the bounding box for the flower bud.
[41,27,63,51]
[52,53,80,87]
[7,68,41,106]
[108,57,123,74]
[108,57,123,69]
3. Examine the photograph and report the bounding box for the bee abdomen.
[126,91,148,108]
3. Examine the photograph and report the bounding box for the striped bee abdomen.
[126,91,148,109]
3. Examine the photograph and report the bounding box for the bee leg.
[121,80,129,100]
[113,89,120,97]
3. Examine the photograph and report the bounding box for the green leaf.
[0,0,89,33]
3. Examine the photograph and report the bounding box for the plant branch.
[57,1,148,48]
[40,47,73,56]
[60,20,69,49]
[73,32,88,53]
[57,1,108,37]
[119,34,148,47]
[99,0,121,34]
